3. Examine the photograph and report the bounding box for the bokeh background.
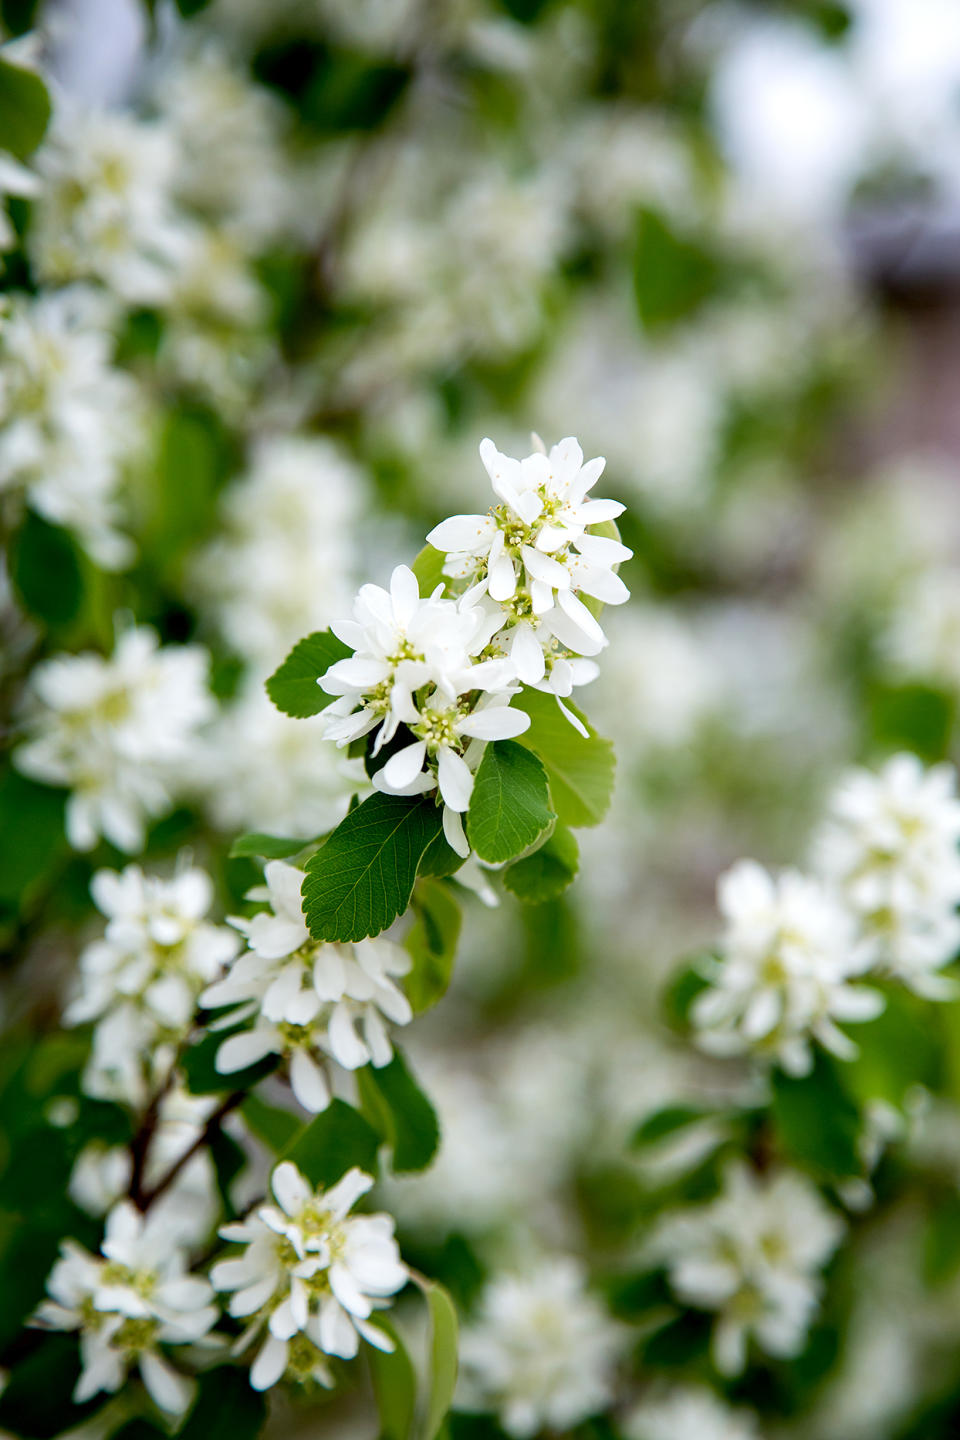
[7,1,960,1437]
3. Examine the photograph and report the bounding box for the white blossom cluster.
[65,861,239,1107]
[210,1161,406,1390]
[0,287,138,567]
[693,753,960,1072]
[202,860,412,1111]
[35,1201,217,1415]
[15,626,214,852]
[653,1162,844,1376]
[625,1386,762,1440]
[457,1258,623,1438]
[321,435,630,852]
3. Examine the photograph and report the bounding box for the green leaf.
[414,1277,459,1440]
[266,629,353,718]
[503,824,578,903]
[10,512,84,626]
[632,1104,717,1149]
[369,1319,418,1440]
[302,793,443,942]
[178,1365,266,1440]
[0,57,50,159]
[357,1048,439,1174]
[412,544,448,597]
[633,205,721,332]
[0,768,67,911]
[282,1098,380,1188]
[466,740,554,864]
[181,1028,279,1095]
[229,832,312,860]
[405,879,462,1013]
[771,1051,862,1180]
[417,826,466,879]
[0,1333,97,1439]
[147,405,233,573]
[867,681,955,764]
[241,1092,302,1153]
[513,690,615,829]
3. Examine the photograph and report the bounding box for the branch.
[136,1090,246,1212]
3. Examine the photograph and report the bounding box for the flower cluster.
[625,1386,761,1440]
[210,1161,406,1390]
[320,435,630,849]
[15,626,213,852]
[202,861,412,1111]
[653,1162,844,1376]
[457,1258,623,1438]
[65,861,240,1106]
[692,753,960,1073]
[35,1201,217,1415]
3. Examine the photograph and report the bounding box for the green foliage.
[866,682,956,763]
[466,740,554,863]
[633,206,721,332]
[416,1277,460,1440]
[0,1334,98,1439]
[844,987,942,1109]
[301,793,443,942]
[513,690,615,829]
[266,629,352,718]
[771,1052,862,1180]
[282,1098,381,1187]
[632,1104,718,1149]
[502,823,578,902]
[144,405,234,578]
[241,1092,302,1153]
[253,41,410,133]
[369,1319,418,1440]
[228,832,312,859]
[412,544,449,597]
[0,768,67,934]
[418,827,467,879]
[357,1047,440,1173]
[10,513,84,627]
[405,878,462,1013]
[0,56,50,160]
[177,1364,266,1440]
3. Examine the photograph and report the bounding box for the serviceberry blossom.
[692,860,883,1076]
[457,1258,623,1437]
[201,860,412,1112]
[0,149,39,253]
[813,753,960,997]
[653,1162,844,1376]
[625,1386,761,1440]
[0,287,137,566]
[35,1202,217,1415]
[210,1161,407,1391]
[65,861,239,1106]
[15,626,214,853]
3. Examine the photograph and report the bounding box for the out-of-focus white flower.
[813,754,960,998]
[30,103,188,304]
[35,1201,217,1414]
[0,287,137,566]
[653,1162,844,1376]
[211,1161,406,1390]
[15,626,214,854]
[201,861,412,1112]
[65,861,239,1105]
[883,571,960,693]
[0,150,39,253]
[625,1386,762,1440]
[193,436,363,671]
[458,1258,622,1437]
[692,860,883,1075]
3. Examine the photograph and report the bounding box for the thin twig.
[136,1090,246,1212]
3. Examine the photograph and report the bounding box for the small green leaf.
[503,824,578,903]
[418,826,466,879]
[302,793,443,942]
[513,690,615,829]
[634,205,721,331]
[266,629,352,718]
[369,1319,418,1440]
[241,1092,302,1152]
[412,544,448,597]
[229,832,312,860]
[632,1104,716,1148]
[357,1048,439,1174]
[771,1051,862,1180]
[416,1278,459,1440]
[0,57,51,159]
[178,1365,266,1440]
[282,1098,380,1187]
[405,879,462,1013]
[466,740,554,864]
[11,512,84,626]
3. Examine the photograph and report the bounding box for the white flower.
[457,1258,622,1437]
[692,860,883,1075]
[15,626,214,853]
[0,287,138,566]
[0,149,39,253]
[35,1202,217,1414]
[210,1161,406,1390]
[201,861,412,1112]
[813,754,960,998]
[30,103,188,305]
[66,863,239,1106]
[625,1386,761,1440]
[884,571,960,692]
[653,1162,843,1376]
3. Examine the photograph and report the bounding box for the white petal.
[381,740,428,792]
[251,1335,288,1390]
[437,747,474,812]
[139,1352,193,1416]
[521,545,570,590]
[458,707,530,741]
[557,588,606,648]
[511,626,545,684]
[427,515,495,553]
[328,1004,370,1069]
[272,1160,312,1216]
[216,1028,278,1073]
[389,565,421,626]
[289,1050,331,1112]
[443,805,470,858]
